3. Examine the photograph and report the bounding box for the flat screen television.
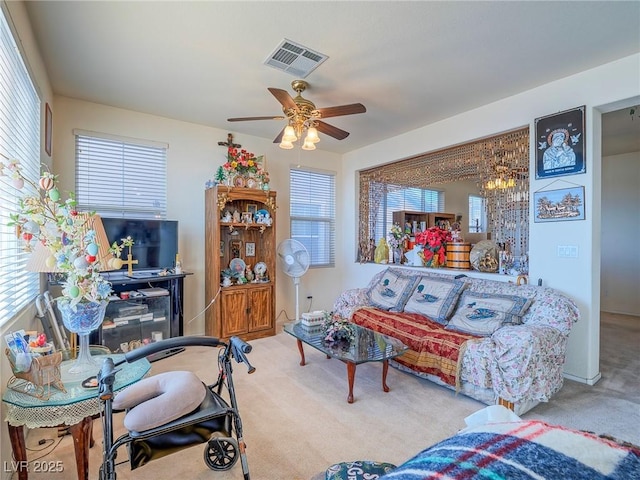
[101,217,178,272]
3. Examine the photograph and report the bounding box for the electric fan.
[277,239,310,322]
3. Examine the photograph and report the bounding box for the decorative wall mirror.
[358,127,530,265]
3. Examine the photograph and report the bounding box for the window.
[468,195,486,233]
[290,168,335,267]
[74,130,168,219]
[0,7,41,326]
[371,183,444,242]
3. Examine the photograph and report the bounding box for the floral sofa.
[333,267,579,415]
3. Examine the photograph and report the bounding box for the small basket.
[5,348,66,400]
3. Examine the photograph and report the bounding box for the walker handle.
[230,336,256,374]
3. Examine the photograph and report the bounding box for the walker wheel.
[204,437,239,471]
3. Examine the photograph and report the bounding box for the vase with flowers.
[387,223,407,264]
[322,311,355,350]
[222,147,269,189]
[1,159,113,375]
[415,226,452,268]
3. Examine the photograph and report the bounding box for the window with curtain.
[290,168,336,267]
[372,183,444,242]
[74,130,168,219]
[468,195,486,233]
[0,7,41,326]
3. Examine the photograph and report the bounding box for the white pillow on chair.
[112,370,207,432]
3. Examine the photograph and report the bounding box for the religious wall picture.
[535,106,585,179]
[534,185,585,223]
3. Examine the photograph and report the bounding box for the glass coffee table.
[283,321,408,403]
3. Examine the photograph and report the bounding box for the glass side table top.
[3,354,149,408]
[283,321,408,364]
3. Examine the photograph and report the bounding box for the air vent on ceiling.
[264,39,328,78]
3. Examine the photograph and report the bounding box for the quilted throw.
[351,307,478,387]
[380,420,640,479]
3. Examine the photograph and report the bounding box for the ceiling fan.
[227,80,366,150]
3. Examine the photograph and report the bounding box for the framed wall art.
[245,242,255,257]
[247,204,257,216]
[535,105,585,179]
[45,103,52,157]
[230,240,242,259]
[534,185,585,223]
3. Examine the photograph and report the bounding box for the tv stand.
[90,272,189,361]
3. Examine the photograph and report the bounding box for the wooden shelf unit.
[204,186,277,341]
[392,211,456,232]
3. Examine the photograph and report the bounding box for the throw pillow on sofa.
[403,276,465,325]
[367,268,416,311]
[446,291,533,336]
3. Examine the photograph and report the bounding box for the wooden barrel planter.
[446,242,471,269]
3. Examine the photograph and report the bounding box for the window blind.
[0,7,40,326]
[75,132,168,219]
[290,168,336,267]
[372,183,445,242]
[468,195,486,233]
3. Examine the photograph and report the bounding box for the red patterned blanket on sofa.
[351,307,479,387]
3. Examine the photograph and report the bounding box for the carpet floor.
[17,312,639,480]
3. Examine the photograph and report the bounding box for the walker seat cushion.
[113,370,207,432]
[325,460,396,480]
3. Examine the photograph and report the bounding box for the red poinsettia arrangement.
[223,147,264,176]
[415,226,452,266]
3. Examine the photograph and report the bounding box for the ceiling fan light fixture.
[279,139,294,149]
[282,125,297,142]
[301,137,316,150]
[305,126,320,143]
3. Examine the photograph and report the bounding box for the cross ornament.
[121,244,138,276]
[218,133,241,149]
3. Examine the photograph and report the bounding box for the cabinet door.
[248,286,272,332]
[220,290,248,337]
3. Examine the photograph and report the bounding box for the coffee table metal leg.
[382,359,390,392]
[346,362,356,403]
[296,339,306,366]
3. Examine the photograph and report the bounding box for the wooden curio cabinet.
[205,185,277,340]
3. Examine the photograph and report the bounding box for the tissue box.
[301,311,326,327]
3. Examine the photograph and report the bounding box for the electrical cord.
[187,287,221,324]
[14,435,64,463]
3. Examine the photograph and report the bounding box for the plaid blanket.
[351,307,478,386]
[380,420,640,479]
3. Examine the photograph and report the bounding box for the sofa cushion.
[446,291,532,336]
[403,276,465,325]
[366,269,416,311]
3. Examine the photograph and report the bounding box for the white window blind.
[75,131,168,219]
[372,183,445,242]
[290,168,335,267]
[0,7,40,326]
[469,195,486,233]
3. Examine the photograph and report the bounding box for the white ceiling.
[22,1,640,155]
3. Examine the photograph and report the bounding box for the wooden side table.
[3,354,150,480]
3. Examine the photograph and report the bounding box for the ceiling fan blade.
[273,127,285,144]
[268,87,298,111]
[316,121,350,140]
[228,115,286,122]
[316,103,366,119]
